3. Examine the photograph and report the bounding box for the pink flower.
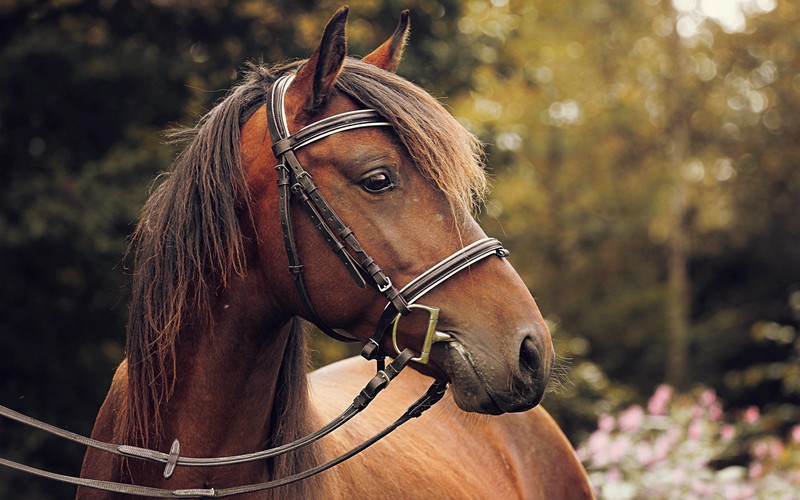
[743,406,760,424]
[666,426,682,444]
[691,478,713,497]
[618,405,645,433]
[720,424,735,441]
[741,486,756,499]
[749,462,763,479]
[652,435,674,462]
[700,388,717,406]
[648,385,673,415]
[768,439,784,459]
[752,439,770,459]
[607,435,631,464]
[709,403,723,422]
[699,388,724,421]
[586,430,612,466]
[635,442,654,465]
[791,424,800,443]
[688,419,704,441]
[671,466,687,483]
[598,413,615,432]
[725,484,756,500]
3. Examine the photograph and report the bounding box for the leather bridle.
[0,72,511,498]
[268,74,509,365]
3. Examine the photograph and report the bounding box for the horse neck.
[165,305,291,460]
[141,276,323,494]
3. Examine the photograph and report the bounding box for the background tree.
[449,0,799,433]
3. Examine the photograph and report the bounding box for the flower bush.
[578,385,800,499]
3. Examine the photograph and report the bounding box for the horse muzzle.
[436,330,553,414]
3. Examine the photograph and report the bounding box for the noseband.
[0,73,511,498]
[267,74,509,365]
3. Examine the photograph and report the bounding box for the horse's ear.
[362,10,410,73]
[286,6,349,116]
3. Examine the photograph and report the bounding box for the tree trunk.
[666,178,690,388]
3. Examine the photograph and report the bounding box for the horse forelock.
[336,59,489,218]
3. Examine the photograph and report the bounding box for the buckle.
[391,304,453,364]
[377,276,393,293]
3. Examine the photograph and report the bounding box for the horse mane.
[122,62,273,448]
[121,56,487,485]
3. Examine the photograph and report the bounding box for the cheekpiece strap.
[266,74,405,343]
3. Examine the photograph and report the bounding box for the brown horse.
[77,7,592,499]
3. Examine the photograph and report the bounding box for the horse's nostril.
[519,337,540,379]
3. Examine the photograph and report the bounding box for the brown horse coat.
[311,357,592,499]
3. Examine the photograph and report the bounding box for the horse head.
[241,7,554,414]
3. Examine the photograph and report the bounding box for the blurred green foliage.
[1,0,798,496]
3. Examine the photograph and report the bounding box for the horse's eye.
[360,172,395,194]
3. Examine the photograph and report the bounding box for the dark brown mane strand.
[122,64,275,448]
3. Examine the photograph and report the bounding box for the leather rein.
[0,73,510,498]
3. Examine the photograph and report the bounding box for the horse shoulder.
[490,406,595,499]
[309,357,593,499]
[77,360,129,499]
